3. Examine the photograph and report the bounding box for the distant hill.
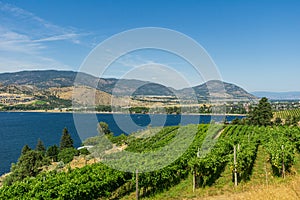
[0,70,257,102]
[0,70,79,88]
[179,80,257,101]
[0,70,169,96]
[252,91,300,100]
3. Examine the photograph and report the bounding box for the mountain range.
[0,70,257,103]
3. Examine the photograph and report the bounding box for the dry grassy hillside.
[49,86,112,106]
[201,178,300,200]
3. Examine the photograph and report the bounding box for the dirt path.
[213,128,224,139]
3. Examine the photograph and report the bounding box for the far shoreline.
[0,110,247,117]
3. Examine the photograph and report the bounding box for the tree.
[98,122,111,135]
[21,144,31,155]
[248,97,273,126]
[285,115,292,126]
[274,117,282,126]
[5,150,46,185]
[78,148,90,155]
[58,148,79,164]
[36,138,46,153]
[231,117,241,125]
[17,150,44,177]
[46,145,59,162]
[291,116,299,126]
[59,128,74,150]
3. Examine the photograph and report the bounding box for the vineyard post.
[265,161,268,186]
[282,145,285,179]
[193,148,200,192]
[193,167,196,192]
[136,169,139,200]
[234,145,238,186]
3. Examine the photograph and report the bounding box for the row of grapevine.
[110,124,214,195]
[0,163,131,199]
[188,137,232,187]
[1,124,300,199]
[262,127,296,177]
[126,126,179,153]
[284,126,300,152]
[222,125,241,137]
[274,108,300,119]
[228,126,260,182]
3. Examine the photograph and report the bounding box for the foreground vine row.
[1,124,300,199]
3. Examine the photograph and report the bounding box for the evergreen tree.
[274,117,282,126]
[21,144,31,155]
[59,128,74,150]
[46,145,59,162]
[35,138,46,153]
[5,150,46,185]
[17,150,44,177]
[248,97,273,126]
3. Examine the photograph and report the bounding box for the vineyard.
[1,124,300,199]
[274,108,300,120]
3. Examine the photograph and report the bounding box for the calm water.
[0,112,243,175]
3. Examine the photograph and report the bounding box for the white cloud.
[33,33,83,44]
[0,1,89,72]
[0,2,80,41]
[0,28,44,53]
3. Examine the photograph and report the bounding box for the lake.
[0,112,244,175]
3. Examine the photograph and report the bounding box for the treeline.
[0,95,72,111]
[75,103,247,114]
[128,104,246,114]
[3,128,89,186]
[0,102,247,115]
[231,97,300,126]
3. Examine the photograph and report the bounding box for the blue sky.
[0,0,300,92]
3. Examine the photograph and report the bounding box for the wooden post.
[282,145,285,179]
[193,169,196,192]
[193,147,200,192]
[136,169,139,200]
[265,160,268,186]
[234,145,238,186]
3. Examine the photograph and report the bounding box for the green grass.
[246,145,271,185]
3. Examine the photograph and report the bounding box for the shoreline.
[0,110,247,116]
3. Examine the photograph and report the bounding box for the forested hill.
[0,70,257,100]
